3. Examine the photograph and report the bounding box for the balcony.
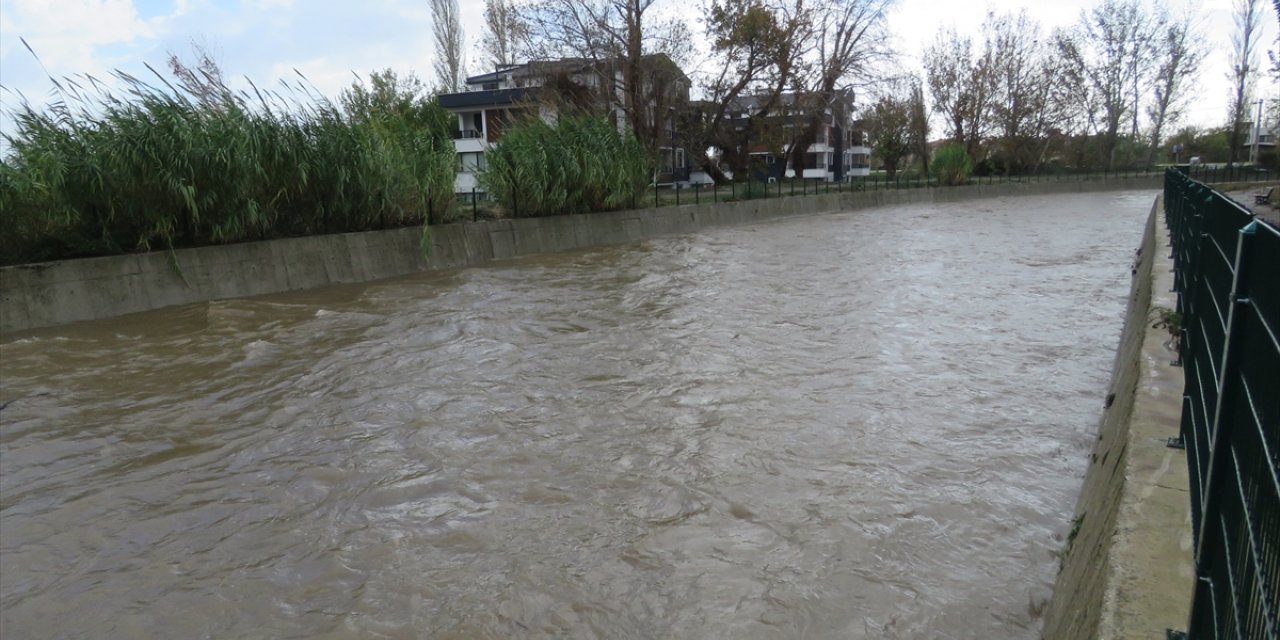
[453,137,487,153]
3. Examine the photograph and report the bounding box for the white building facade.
[437,58,690,193]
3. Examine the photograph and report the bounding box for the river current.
[0,192,1151,638]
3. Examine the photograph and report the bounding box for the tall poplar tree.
[432,0,467,92]
[1228,0,1264,167]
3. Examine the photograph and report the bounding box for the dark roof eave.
[438,88,530,109]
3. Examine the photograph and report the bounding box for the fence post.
[676,183,680,206]
[472,187,478,222]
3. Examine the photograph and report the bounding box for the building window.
[458,152,486,173]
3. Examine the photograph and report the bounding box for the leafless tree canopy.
[1228,0,1264,166]
[923,25,992,157]
[515,0,693,151]
[432,0,467,92]
[479,0,530,72]
[1146,11,1205,166]
[915,2,1210,173]
[785,0,893,174]
[1059,0,1164,169]
[495,0,1224,175]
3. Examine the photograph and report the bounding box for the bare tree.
[1228,0,1264,167]
[518,0,693,151]
[985,11,1048,172]
[923,26,994,158]
[924,28,972,149]
[1052,25,1108,173]
[432,0,467,92]
[1269,0,1280,79]
[785,0,894,175]
[479,0,529,72]
[1053,28,1099,138]
[678,0,809,177]
[1063,0,1161,169]
[1146,11,1205,166]
[979,10,1081,173]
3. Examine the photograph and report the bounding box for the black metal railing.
[1164,169,1280,639]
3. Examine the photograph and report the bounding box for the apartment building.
[723,91,871,183]
[437,55,691,193]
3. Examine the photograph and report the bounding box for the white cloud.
[3,0,160,71]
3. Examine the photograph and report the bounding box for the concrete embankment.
[0,176,1157,333]
[1040,196,1193,638]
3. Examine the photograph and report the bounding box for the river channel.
[0,191,1152,638]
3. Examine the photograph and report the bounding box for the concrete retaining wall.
[1041,197,1193,638]
[0,176,1159,334]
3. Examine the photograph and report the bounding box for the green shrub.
[479,116,650,217]
[932,143,974,186]
[0,63,454,265]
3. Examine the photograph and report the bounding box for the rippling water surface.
[0,192,1152,638]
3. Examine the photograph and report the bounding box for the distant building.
[1243,120,1278,164]
[722,91,871,182]
[437,56,691,193]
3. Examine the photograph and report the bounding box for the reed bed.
[479,116,650,218]
[0,67,455,265]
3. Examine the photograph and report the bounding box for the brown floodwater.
[0,192,1152,638]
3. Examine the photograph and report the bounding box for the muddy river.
[0,191,1152,638]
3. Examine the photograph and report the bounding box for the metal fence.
[450,165,1272,222]
[1164,169,1280,639]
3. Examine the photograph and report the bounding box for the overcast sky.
[0,0,1275,133]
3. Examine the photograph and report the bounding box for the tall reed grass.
[0,64,455,265]
[479,116,650,217]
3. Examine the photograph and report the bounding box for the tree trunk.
[1146,109,1167,168]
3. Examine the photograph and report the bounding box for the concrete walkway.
[1222,184,1280,227]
